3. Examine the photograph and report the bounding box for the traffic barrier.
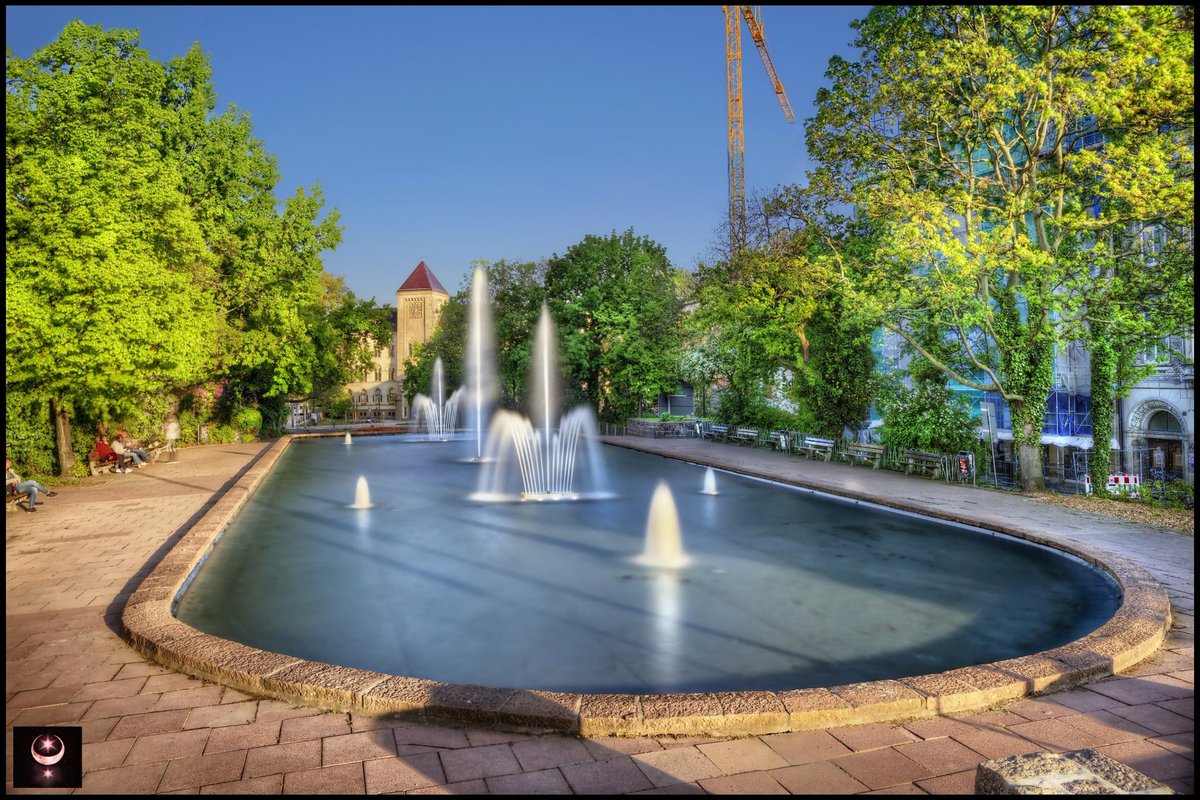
[1105,473,1141,495]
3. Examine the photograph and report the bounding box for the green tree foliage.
[877,374,981,457]
[7,23,351,472]
[544,230,684,422]
[688,225,873,435]
[793,5,1193,491]
[480,259,545,409]
[796,297,877,437]
[306,274,395,413]
[7,22,219,474]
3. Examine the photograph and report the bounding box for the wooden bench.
[6,486,25,510]
[701,424,730,443]
[765,430,791,451]
[88,440,133,475]
[901,450,946,479]
[729,427,761,446]
[796,436,836,461]
[841,442,886,469]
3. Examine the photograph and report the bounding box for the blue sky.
[6,5,870,304]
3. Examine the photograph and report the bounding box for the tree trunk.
[1016,419,1045,493]
[51,398,76,477]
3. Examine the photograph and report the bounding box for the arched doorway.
[1144,409,1186,482]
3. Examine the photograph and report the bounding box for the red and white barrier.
[1105,473,1141,495]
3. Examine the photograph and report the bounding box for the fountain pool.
[175,435,1120,696]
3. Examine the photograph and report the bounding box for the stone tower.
[396,261,450,369]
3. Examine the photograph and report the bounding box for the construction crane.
[725,5,795,256]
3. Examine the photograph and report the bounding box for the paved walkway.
[6,437,1193,794]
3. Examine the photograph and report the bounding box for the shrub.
[231,407,263,436]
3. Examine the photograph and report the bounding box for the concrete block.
[975,748,1174,794]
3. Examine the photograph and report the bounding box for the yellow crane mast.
[725,5,795,256]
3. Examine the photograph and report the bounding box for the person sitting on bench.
[6,457,58,512]
[113,432,149,468]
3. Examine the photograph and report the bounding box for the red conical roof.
[398,261,447,294]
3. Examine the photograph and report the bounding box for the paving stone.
[631,746,724,787]
[895,736,988,774]
[562,756,656,794]
[1108,703,1194,735]
[158,750,247,792]
[1004,717,1107,752]
[439,743,522,782]
[510,736,594,771]
[914,768,977,795]
[281,762,366,794]
[761,729,854,764]
[108,708,192,739]
[198,774,285,794]
[124,728,212,765]
[768,761,870,794]
[828,722,919,752]
[832,748,934,790]
[203,720,282,754]
[1097,739,1196,782]
[696,737,790,774]
[485,767,572,794]
[321,729,399,765]
[79,760,168,794]
[278,711,352,742]
[362,752,446,792]
[243,738,322,778]
[698,769,788,793]
[1061,709,1163,745]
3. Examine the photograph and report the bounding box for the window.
[1147,411,1183,433]
[373,389,383,404]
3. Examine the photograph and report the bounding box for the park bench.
[796,436,836,462]
[901,450,946,479]
[701,423,729,443]
[6,486,25,511]
[841,442,886,469]
[88,440,137,475]
[730,427,761,446]
[765,430,791,451]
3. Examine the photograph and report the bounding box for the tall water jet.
[473,305,609,502]
[701,467,718,495]
[412,357,463,440]
[635,481,689,568]
[344,433,352,445]
[351,476,372,509]
[464,266,498,461]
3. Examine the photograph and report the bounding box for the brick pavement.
[6,437,1193,794]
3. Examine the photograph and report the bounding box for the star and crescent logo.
[14,726,82,788]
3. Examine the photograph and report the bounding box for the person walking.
[163,414,181,461]
[6,457,58,512]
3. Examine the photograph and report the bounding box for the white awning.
[985,431,1118,449]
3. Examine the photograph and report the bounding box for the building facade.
[345,261,450,422]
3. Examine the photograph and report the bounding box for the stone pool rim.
[120,434,1173,737]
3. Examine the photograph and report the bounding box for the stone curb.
[121,434,1173,737]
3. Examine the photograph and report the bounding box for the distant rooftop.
[398,261,448,294]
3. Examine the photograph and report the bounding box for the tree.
[544,230,684,422]
[7,22,218,474]
[305,275,395,417]
[482,259,546,409]
[794,5,1193,491]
